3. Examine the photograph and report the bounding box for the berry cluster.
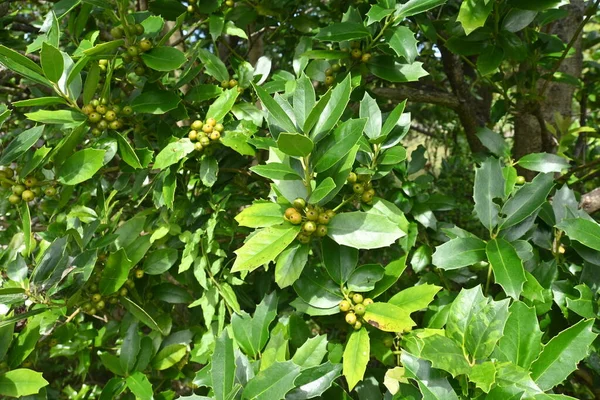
[188,117,223,153]
[339,293,373,330]
[188,0,233,13]
[1,168,58,206]
[110,23,154,77]
[347,172,376,204]
[82,98,134,136]
[284,198,335,244]
[324,63,341,86]
[80,267,144,316]
[346,40,372,63]
[220,78,240,90]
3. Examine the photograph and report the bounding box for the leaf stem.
[484,263,492,296]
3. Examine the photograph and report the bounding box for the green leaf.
[121,297,163,332]
[140,46,186,71]
[40,42,64,82]
[293,267,344,309]
[432,237,487,270]
[347,264,385,292]
[301,50,350,60]
[395,0,447,18]
[556,218,600,251]
[153,138,195,170]
[277,133,314,157]
[114,132,142,169]
[292,335,328,368]
[286,362,342,400]
[379,146,407,165]
[99,249,132,295]
[0,45,51,87]
[254,84,297,133]
[313,118,366,173]
[250,163,302,180]
[275,242,309,288]
[367,4,394,25]
[343,327,370,390]
[360,93,382,141]
[0,369,49,397]
[221,131,256,156]
[242,361,301,400]
[507,0,566,11]
[232,223,301,272]
[292,74,316,129]
[530,319,597,390]
[315,22,370,42]
[363,302,415,332]
[516,153,570,173]
[402,352,459,400]
[500,173,554,229]
[322,236,358,285]
[469,361,497,393]
[120,322,141,374]
[566,284,595,318]
[151,344,187,370]
[0,126,45,165]
[370,256,407,298]
[457,0,494,35]
[236,201,286,228]
[200,156,218,187]
[474,157,505,230]
[57,148,105,185]
[477,45,504,76]
[476,127,509,157]
[495,302,542,369]
[206,88,239,121]
[310,75,352,143]
[385,26,419,63]
[486,239,527,299]
[502,9,538,32]
[212,330,235,400]
[185,84,222,103]
[308,177,336,204]
[368,57,428,82]
[12,97,68,107]
[25,109,86,124]
[198,49,229,82]
[419,334,472,377]
[131,89,181,114]
[125,372,153,400]
[327,210,406,250]
[389,284,442,314]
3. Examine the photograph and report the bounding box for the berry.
[202,124,213,134]
[90,99,100,107]
[134,269,144,279]
[200,137,211,147]
[49,338,58,347]
[285,207,297,219]
[317,213,330,225]
[134,66,145,76]
[122,53,133,63]
[293,198,306,210]
[354,321,362,330]
[45,187,57,197]
[8,194,21,204]
[516,176,526,184]
[209,131,221,141]
[315,225,328,237]
[91,128,102,136]
[347,172,357,183]
[119,287,128,296]
[288,212,302,225]
[228,79,238,88]
[297,233,311,244]
[110,26,124,39]
[99,59,108,66]
[92,294,102,302]
[82,104,94,115]
[352,183,364,194]
[326,210,336,219]
[383,336,394,347]
[122,106,133,116]
[214,123,224,132]
[325,68,333,76]
[351,49,362,59]
[12,184,26,195]
[109,297,119,304]
[361,191,374,203]
[206,118,217,127]
[361,53,372,63]
[188,130,198,141]
[302,221,317,234]
[89,283,98,292]
[31,187,41,196]
[225,0,234,6]
[191,120,203,130]
[194,142,204,151]
[332,63,341,72]
[127,46,139,56]
[221,80,230,88]
[88,308,97,316]
[96,300,106,310]
[345,312,357,325]
[104,110,117,122]
[21,190,35,202]
[2,168,14,178]
[354,304,366,316]
[363,298,374,306]
[339,300,351,312]
[97,120,108,130]
[82,302,92,311]
[324,76,335,86]
[89,113,102,123]
[110,104,121,114]
[187,4,194,12]
[352,293,364,304]
[96,105,107,114]
[305,209,319,221]
[109,121,121,130]
[135,24,145,35]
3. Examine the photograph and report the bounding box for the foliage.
[1,0,600,399]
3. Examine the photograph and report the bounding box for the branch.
[372,85,460,110]
[580,187,600,214]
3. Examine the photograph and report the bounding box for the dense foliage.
[1,0,600,399]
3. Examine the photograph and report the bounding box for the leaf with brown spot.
[363,302,415,332]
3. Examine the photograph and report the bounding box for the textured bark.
[580,187,600,214]
[373,85,460,110]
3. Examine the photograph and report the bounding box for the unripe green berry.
[315,225,328,237]
[12,184,26,195]
[363,298,374,306]
[45,187,57,197]
[88,112,102,123]
[302,221,317,234]
[354,321,362,330]
[352,183,364,194]
[288,212,302,225]
[293,198,306,210]
[8,194,21,204]
[122,106,133,116]
[347,172,357,183]
[354,304,366,316]
[352,293,363,304]
[305,209,319,221]
[21,190,35,202]
[340,300,351,312]
[345,312,357,325]
[104,110,117,122]
[134,269,144,279]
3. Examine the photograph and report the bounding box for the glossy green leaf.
[57,148,105,185]
[370,256,407,298]
[212,330,235,400]
[457,0,494,35]
[151,344,187,370]
[131,89,181,114]
[389,284,442,314]
[120,322,141,374]
[432,237,487,270]
[198,49,229,82]
[125,372,153,400]
[308,177,336,204]
[0,126,45,166]
[292,335,328,368]
[474,157,505,230]
[140,46,186,71]
[364,302,415,332]
[254,84,297,133]
[313,118,366,173]
[368,57,428,82]
[275,242,309,288]
[395,0,447,18]
[40,42,63,82]
[500,173,554,229]
[120,297,163,333]
[495,302,542,369]
[502,9,538,32]
[242,361,301,400]
[236,201,286,228]
[310,75,352,142]
[379,146,407,165]
[322,236,358,284]
[292,74,315,129]
[469,361,497,393]
[477,45,504,76]
[99,249,132,295]
[315,22,370,42]
[360,93,382,140]
[0,369,49,397]
[530,319,597,390]
[327,210,406,250]
[153,138,195,170]
[250,163,302,180]
[206,88,239,121]
[385,26,419,63]
[420,334,472,377]
[566,284,595,318]
[0,45,49,87]
[401,351,459,399]
[486,238,527,299]
[25,109,85,125]
[347,264,385,292]
[343,327,370,390]
[556,218,600,251]
[277,133,314,157]
[286,362,342,400]
[293,267,344,309]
